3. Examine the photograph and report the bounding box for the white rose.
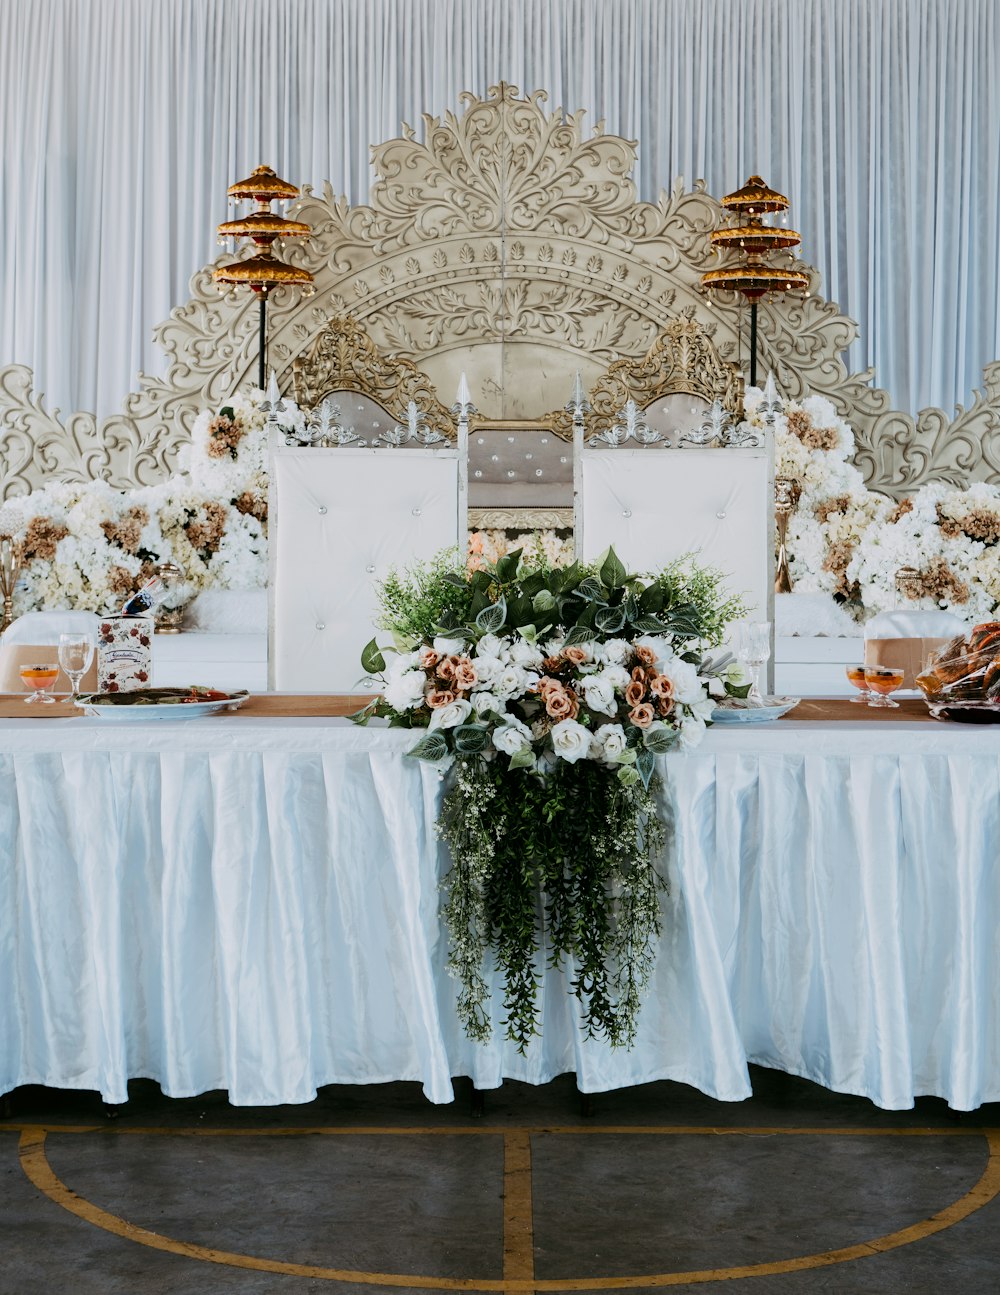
[541,633,566,656]
[726,661,750,686]
[582,675,617,715]
[494,665,528,699]
[428,698,473,730]
[470,691,501,718]
[383,669,427,711]
[493,718,533,755]
[433,635,466,656]
[601,664,630,692]
[476,632,506,659]
[602,638,630,665]
[659,656,704,705]
[510,638,544,669]
[592,723,627,763]
[678,714,707,750]
[549,718,592,764]
[707,676,726,698]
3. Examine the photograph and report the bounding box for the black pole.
[257,290,267,391]
[749,299,758,389]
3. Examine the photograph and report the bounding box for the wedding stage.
[2,697,996,1114]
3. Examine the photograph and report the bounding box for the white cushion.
[185,589,268,634]
[1,610,101,645]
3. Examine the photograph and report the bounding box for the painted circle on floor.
[17,1123,1000,1289]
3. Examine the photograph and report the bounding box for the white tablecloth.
[1,714,997,1110]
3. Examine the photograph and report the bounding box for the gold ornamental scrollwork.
[3,83,1000,498]
[291,316,456,441]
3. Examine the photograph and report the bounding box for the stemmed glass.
[58,632,94,703]
[864,664,905,708]
[735,621,772,706]
[845,665,871,703]
[19,663,59,704]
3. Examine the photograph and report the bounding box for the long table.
[1,698,997,1110]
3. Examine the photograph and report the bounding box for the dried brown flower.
[206,412,246,461]
[814,494,852,523]
[822,539,861,602]
[22,516,69,561]
[184,501,228,557]
[107,565,135,598]
[786,409,839,451]
[100,505,149,553]
[234,491,267,524]
[915,558,970,605]
[887,498,914,525]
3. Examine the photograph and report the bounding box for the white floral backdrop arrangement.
[746,388,1000,621]
[1,384,997,623]
[0,391,274,615]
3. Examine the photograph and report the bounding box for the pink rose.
[427,689,457,708]
[629,703,655,728]
[419,647,440,670]
[625,680,646,707]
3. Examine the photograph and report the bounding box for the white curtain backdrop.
[1,0,998,422]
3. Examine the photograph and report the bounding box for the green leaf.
[440,571,470,588]
[632,615,670,633]
[349,698,381,726]
[575,576,607,603]
[475,595,507,633]
[360,638,386,674]
[636,748,656,789]
[600,548,627,590]
[405,732,450,761]
[563,624,596,647]
[532,589,557,613]
[642,725,677,755]
[727,681,753,699]
[617,766,641,787]
[517,623,539,644]
[508,747,536,771]
[595,604,627,634]
[495,551,521,584]
[639,583,665,613]
[453,724,489,754]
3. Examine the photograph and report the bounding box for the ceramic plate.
[75,687,249,721]
[711,697,800,724]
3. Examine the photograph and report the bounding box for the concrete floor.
[2,1068,999,1295]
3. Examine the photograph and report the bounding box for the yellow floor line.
[503,1132,535,1286]
[16,1126,1000,1290]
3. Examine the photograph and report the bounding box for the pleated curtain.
[1,0,998,421]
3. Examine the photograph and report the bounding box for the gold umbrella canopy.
[213,164,313,293]
[226,164,301,205]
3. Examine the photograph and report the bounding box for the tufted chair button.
[622,508,632,518]
[411,507,422,517]
[318,505,327,515]
[315,622,325,631]
[716,510,727,520]
[365,564,376,574]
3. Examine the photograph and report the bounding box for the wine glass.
[58,632,95,703]
[845,665,871,703]
[19,662,60,704]
[735,621,771,706]
[864,664,905,708]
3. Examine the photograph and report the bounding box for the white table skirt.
[1,715,997,1110]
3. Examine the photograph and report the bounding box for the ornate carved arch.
[2,82,998,500]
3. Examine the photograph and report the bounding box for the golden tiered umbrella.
[213,165,314,389]
[702,176,809,387]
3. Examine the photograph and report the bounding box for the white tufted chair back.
[268,436,466,693]
[574,424,774,670]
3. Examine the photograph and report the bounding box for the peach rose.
[633,645,657,667]
[427,689,457,708]
[631,666,646,683]
[536,675,560,696]
[562,646,589,666]
[658,696,675,717]
[629,703,655,728]
[546,687,580,720]
[436,654,461,683]
[454,660,478,691]
[649,673,674,699]
[419,647,440,670]
[542,656,564,674]
[625,680,646,707]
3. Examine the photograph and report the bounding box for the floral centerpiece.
[354,546,745,1050]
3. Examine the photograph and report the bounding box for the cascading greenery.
[355,546,744,1051]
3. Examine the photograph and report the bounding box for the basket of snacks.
[915,622,1000,722]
